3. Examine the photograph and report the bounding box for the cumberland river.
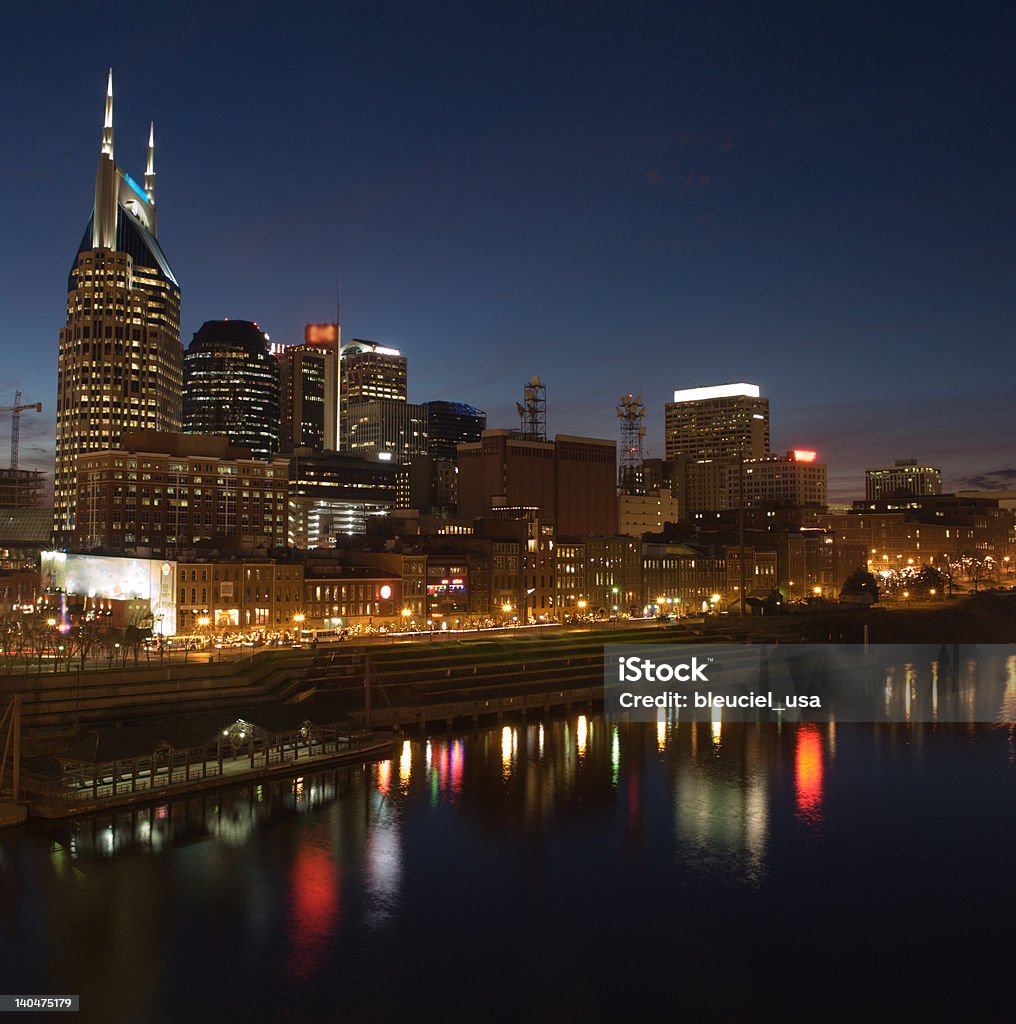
[3,715,1016,1021]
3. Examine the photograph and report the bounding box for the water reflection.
[4,711,1015,1019]
[286,838,339,980]
[794,723,824,833]
[364,764,402,929]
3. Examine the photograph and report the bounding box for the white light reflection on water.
[1000,656,1016,724]
[501,726,513,778]
[399,740,412,791]
[577,715,588,758]
[365,766,403,930]
[672,754,770,887]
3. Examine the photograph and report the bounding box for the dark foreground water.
[2,715,1016,1022]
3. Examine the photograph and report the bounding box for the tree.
[911,565,946,596]
[840,568,880,604]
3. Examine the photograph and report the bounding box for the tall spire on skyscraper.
[101,68,114,157]
[92,68,118,248]
[144,122,156,205]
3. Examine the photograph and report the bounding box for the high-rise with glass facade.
[55,71,183,539]
[182,320,281,460]
[274,324,339,453]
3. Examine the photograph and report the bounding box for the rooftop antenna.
[616,392,646,494]
[519,376,546,441]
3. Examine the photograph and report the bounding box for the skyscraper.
[276,342,338,453]
[55,70,183,538]
[182,320,281,459]
[423,401,486,460]
[339,339,408,452]
[865,459,942,501]
[664,383,770,460]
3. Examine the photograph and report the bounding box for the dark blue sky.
[2,1,1014,500]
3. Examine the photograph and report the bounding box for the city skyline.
[3,2,1014,501]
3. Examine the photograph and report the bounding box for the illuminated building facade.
[339,339,408,452]
[73,431,288,555]
[183,320,281,460]
[865,459,942,501]
[618,487,678,538]
[287,448,397,545]
[176,559,304,633]
[56,71,183,540]
[664,383,770,460]
[274,323,339,452]
[344,399,429,464]
[674,450,824,515]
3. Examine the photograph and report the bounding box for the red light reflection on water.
[450,740,463,797]
[286,842,339,980]
[377,759,392,797]
[794,724,824,830]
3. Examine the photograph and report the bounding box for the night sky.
[2,1,1014,501]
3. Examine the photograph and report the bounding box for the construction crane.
[0,392,42,471]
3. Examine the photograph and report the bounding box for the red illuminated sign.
[793,450,817,462]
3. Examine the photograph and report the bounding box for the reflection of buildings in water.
[364,764,403,929]
[999,656,1016,724]
[670,723,772,886]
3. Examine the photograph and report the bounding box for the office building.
[339,339,407,451]
[0,469,45,509]
[344,399,429,464]
[673,450,826,515]
[73,431,289,556]
[182,320,281,460]
[276,337,338,453]
[865,459,942,501]
[56,71,183,538]
[457,430,618,536]
[618,487,678,538]
[664,383,769,461]
[287,448,397,545]
[423,401,486,460]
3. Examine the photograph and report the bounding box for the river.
[2,714,1016,1021]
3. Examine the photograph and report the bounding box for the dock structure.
[20,698,388,818]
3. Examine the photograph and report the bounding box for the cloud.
[645,168,668,186]
[677,173,710,189]
[956,467,1016,490]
